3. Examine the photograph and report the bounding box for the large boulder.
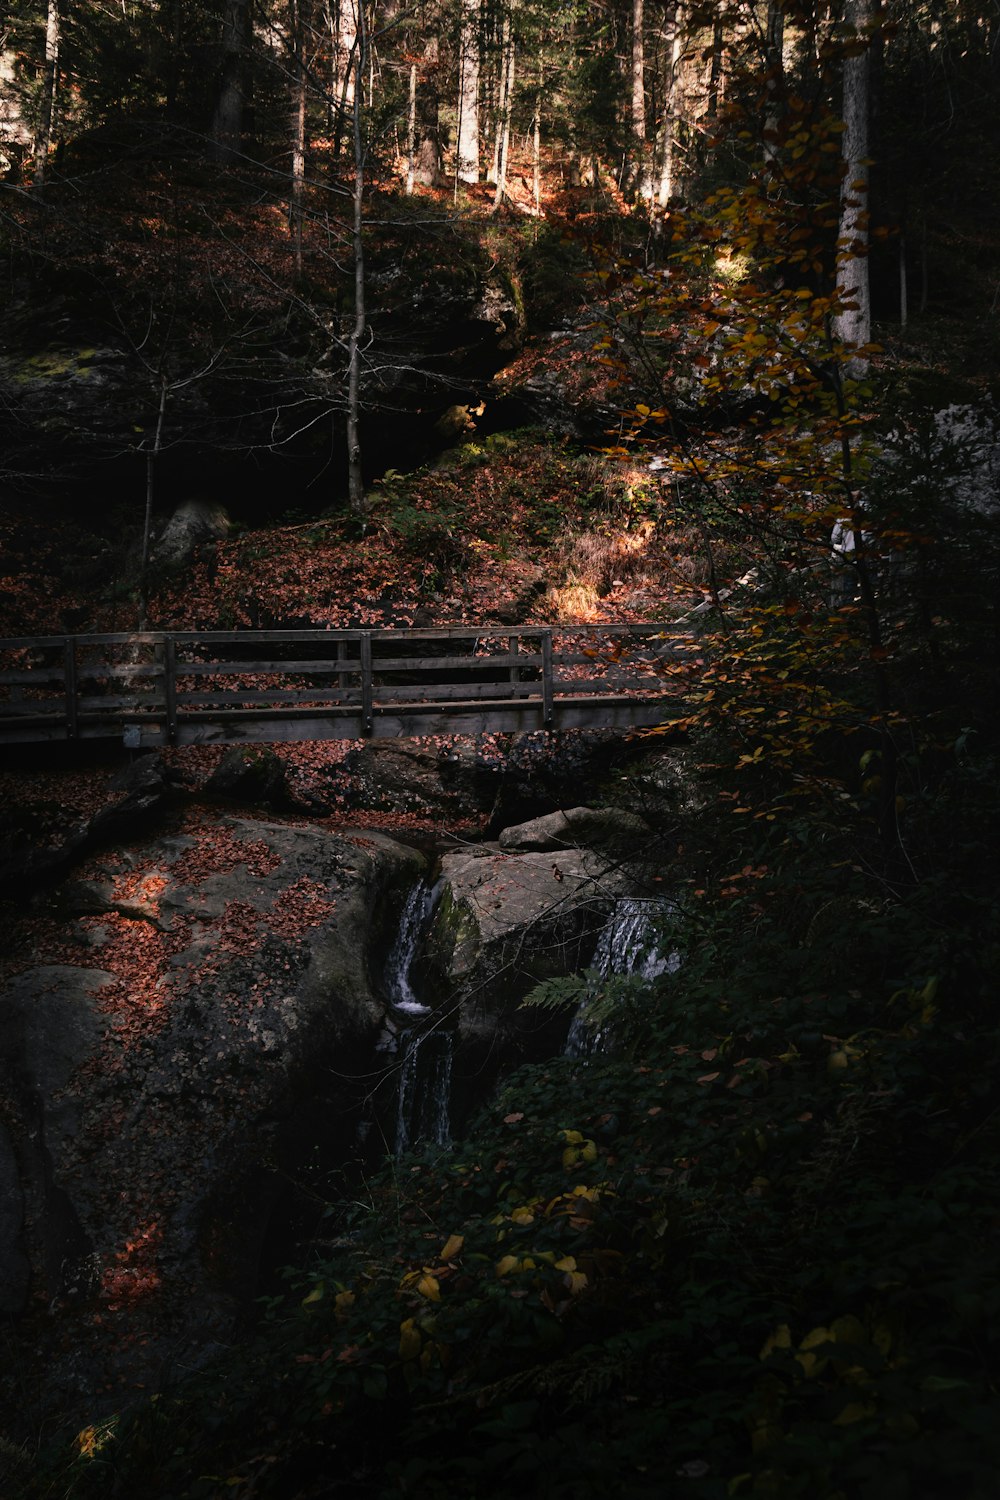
[497,805,652,853]
[205,745,301,812]
[428,843,638,1034]
[0,816,423,1360]
[152,498,231,569]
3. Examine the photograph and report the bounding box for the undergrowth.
[21,723,1000,1500]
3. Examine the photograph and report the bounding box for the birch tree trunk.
[456,0,481,187]
[405,59,417,193]
[833,0,873,372]
[33,0,60,186]
[326,0,357,158]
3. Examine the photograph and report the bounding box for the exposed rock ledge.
[0,818,423,1367]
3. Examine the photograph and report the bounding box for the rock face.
[424,812,663,1123]
[152,498,232,568]
[0,817,424,1345]
[0,752,179,895]
[497,805,651,853]
[205,745,301,812]
[333,739,502,821]
[331,732,656,831]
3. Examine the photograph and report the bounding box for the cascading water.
[565,897,679,1058]
[384,878,441,1014]
[395,1027,453,1156]
[381,878,454,1155]
[591,897,677,982]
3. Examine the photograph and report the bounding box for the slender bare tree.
[833,0,873,372]
[33,0,60,186]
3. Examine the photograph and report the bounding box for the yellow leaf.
[760,1324,792,1360]
[829,1314,865,1345]
[301,1282,324,1307]
[554,1256,577,1272]
[564,1270,588,1295]
[417,1274,441,1302]
[511,1206,534,1226]
[440,1234,464,1261]
[334,1290,355,1320]
[795,1325,832,1377]
[561,1129,585,1145]
[581,1140,598,1163]
[496,1255,521,1277]
[833,1401,874,1426]
[398,1318,422,1361]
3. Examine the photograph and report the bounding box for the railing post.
[337,638,349,698]
[63,637,78,740]
[360,631,373,734]
[509,633,520,691]
[163,635,177,743]
[541,630,553,729]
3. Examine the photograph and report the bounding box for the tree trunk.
[414,33,442,187]
[491,11,515,208]
[139,376,169,632]
[212,0,251,163]
[656,3,681,208]
[456,0,481,187]
[33,0,60,187]
[346,3,368,514]
[763,0,784,168]
[629,0,651,198]
[706,13,723,119]
[406,59,417,193]
[833,0,873,372]
[289,0,308,281]
[164,0,182,121]
[532,57,542,215]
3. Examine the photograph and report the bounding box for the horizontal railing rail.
[0,625,698,746]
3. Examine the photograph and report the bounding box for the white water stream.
[383,879,454,1156]
[565,896,679,1058]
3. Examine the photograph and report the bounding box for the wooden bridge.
[0,624,695,748]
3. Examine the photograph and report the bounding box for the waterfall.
[395,1027,453,1157]
[565,897,678,1058]
[382,878,453,1155]
[591,897,677,982]
[384,879,439,1015]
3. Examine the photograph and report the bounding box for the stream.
[564,896,679,1059]
[381,878,455,1156]
[383,882,678,1148]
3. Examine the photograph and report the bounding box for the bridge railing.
[0,624,696,745]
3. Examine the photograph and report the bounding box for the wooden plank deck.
[0,625,697,747]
